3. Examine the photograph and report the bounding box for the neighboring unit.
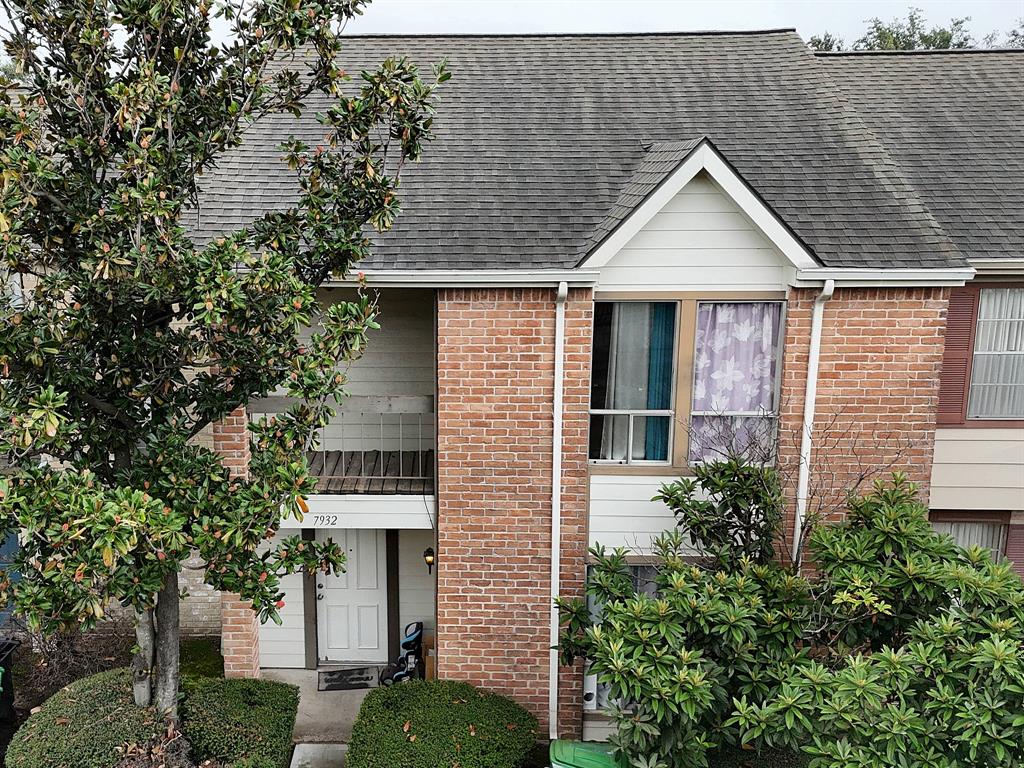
[187,32,1023,739]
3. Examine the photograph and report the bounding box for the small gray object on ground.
[290,742,347,768]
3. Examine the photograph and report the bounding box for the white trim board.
[793,267,975,287]
[580,140,819,273]
[325,269,600,289]
[279,495,436,530]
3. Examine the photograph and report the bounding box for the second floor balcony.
[249,394,435,496]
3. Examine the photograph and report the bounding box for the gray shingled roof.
[189,32,1022,271]
[819,49,1024,263]
[583,138,704,257]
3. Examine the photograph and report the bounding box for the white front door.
[316,529,389,663]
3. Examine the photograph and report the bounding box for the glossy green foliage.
[0,0,445,640]
[562,469,1024,768]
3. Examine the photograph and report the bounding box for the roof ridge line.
[816,47,1024,56]
[339,29,798,39]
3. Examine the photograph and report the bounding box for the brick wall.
[213,406,261,677]
[435,287,592,737]
[778,287,950,547]
[179,552,221,637]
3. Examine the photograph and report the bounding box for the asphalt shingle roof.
[818,49,1024,264]
[190,32,1023,271]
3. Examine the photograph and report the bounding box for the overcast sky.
[340,0,1023,44]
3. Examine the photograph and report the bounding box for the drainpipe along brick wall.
[777,287,951,552]
[435,287,593,737]
[213,406,262,678]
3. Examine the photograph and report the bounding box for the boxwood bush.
[347,680,538,768]
[180,676,298,767]
[5,668,163,768]
[6,668,297,768]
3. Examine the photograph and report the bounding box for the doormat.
[318,665,383,691]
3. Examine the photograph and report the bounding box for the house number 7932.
[311,514,339,527]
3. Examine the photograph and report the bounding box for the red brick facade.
[213,406,261,679]
[434,287,592,736]
[211,281,1012,725]
[777,287,951,549]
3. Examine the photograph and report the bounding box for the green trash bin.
[549,739,626,768]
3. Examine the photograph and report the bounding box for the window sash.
[689,301,784,463]
[589,301,678,464]
[968,287,1024,420]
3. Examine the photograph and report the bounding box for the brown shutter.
[937,286,980,425]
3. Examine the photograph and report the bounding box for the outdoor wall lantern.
[423,547,436,575]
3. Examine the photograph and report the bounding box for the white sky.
[2,0,1022,52]
[340,0,1023,43]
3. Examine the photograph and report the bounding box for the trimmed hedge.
[180,676,298,768]
[6,668,298,768]
[5,668,163,768]
[347,680,539,768]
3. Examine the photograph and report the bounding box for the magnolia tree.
[0,0,446,719]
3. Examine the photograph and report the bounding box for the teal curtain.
[644,302,674,460]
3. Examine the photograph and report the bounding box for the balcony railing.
[247,395,435,495]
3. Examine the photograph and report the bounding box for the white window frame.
[967,286,1024,421]
[688,300,787,465]
[588,300,679,466]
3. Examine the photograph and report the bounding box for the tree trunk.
[153,570,181,722]
[132,608,155,706]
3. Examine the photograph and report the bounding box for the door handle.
[317,594,324,600]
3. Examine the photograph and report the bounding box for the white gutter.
[324,269,600,289]
[793,279,834,566]
[792,267,974,288]
[970,258,1024,277]
[548,280,569,741]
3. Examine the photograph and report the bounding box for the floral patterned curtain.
[689,302,783,462]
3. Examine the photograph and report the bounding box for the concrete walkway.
[263,668,370,743]
[290,743,347,768]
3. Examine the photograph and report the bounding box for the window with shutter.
[937,286,979,425]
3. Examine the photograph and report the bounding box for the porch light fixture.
[423,547,436,575]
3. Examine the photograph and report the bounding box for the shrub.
[7,669,298,768]
[180,677,298,768]
[346,680,539,768]
[5,668,163,768]
[655,458,785,566]
[562,468,1024,768]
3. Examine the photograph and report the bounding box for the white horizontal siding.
[589,474,684,554]
[259,532,307,669]
[313,288,435,399]
[398,529,436,636]
[930,428,1024,511]
[596,173,790,293]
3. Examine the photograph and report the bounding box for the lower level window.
[931,515,1009,561]
[584,564,657,711]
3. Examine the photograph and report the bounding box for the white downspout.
[548,280,569,741]
[794,279,835,565]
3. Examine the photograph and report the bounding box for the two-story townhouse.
[182,31,1023,739]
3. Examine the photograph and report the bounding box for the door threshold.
[317,661,388,670]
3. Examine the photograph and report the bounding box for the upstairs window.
[968,287,1024,420]
[589,302,677,463]
[939,285,1024,424]
[689,301,784,463]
